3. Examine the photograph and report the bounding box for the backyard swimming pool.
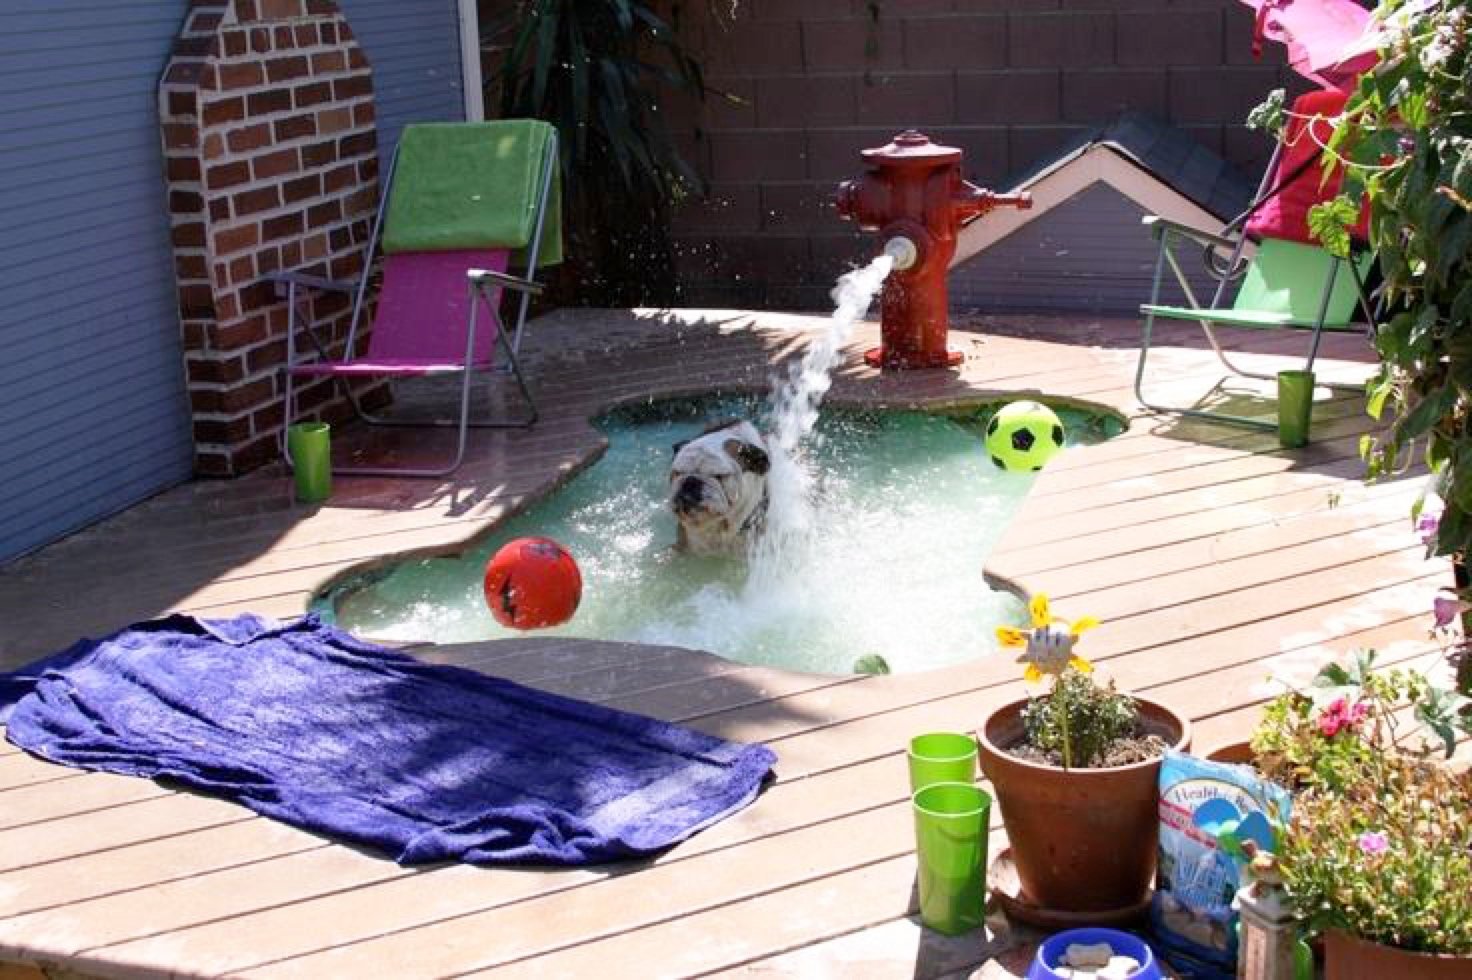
[323,395,1120,675]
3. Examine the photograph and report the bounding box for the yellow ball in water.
[985,401,1065,472]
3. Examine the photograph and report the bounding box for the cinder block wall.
[665,0,1299,311]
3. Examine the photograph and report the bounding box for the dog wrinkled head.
[668,418,770,554]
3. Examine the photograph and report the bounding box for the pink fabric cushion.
[366,249,508,366]
[1245,89,1370,246]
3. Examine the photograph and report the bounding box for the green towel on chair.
[383,120,562,268]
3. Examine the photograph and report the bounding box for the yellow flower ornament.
[995,593,1098,683]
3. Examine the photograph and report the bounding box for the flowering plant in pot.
[1249,650,1472,978]
[977,595,1190,926]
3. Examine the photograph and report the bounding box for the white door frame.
[457,0,484,120]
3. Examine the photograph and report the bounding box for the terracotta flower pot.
[1204,740,1254,766]
[976,695,1190,921]
[1325,929,1472,979]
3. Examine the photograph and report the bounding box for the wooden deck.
[0,309,1451,979]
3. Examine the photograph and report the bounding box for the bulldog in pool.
[668,418,772,556]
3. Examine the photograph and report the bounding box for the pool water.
[325,396,1119,675]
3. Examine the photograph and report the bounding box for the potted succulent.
[1243,651,1472,978]
[977,595,1191,925]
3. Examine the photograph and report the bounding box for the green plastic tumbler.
[287,422,332,503]
[1277,369,1315,449]
[908,732,978,793]
[912,782,991,935]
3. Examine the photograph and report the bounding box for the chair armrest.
[469,267,544,296]
[1141,215,1239,251]
[265,269,357,298]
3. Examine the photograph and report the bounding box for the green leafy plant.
[1292,1,1472,691]
[484,0,734,305]
[1249,649,1468,791]
[1021,668,1138,769]
[1252,650,1472,953]
[1245,85,1287,136]
[1282,751,1472,954]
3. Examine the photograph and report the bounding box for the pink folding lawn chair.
[270,120,558,477]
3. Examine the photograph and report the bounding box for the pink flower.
[1418,512,1440,547]
[1318,697,1349,737]
[1317,697,1368,738]
[1358,831,1389,856]
[1434,594,1464,629]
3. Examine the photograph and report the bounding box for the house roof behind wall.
[1006,110,1258,223]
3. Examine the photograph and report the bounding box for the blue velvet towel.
[0,614,776,866]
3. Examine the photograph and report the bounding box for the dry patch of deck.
[0,309,1449,979]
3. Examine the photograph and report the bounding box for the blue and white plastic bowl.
[1025,927,1162,980]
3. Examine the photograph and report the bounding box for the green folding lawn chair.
[1133,218,1375,432]
[1133,87,1378,435]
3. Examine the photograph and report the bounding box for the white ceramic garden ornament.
[1022,624,1079,676]
[996,594,1098,683]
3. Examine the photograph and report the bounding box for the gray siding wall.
[340,0,467,166]
[0,2,195,564]
[950,182,1224,316]
[0,0,469,565]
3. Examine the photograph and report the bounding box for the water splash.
[324,253,1087,675]
[748,253,894,592]
[328,398,1104,674]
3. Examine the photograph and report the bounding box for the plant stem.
[1059,683,1074,770]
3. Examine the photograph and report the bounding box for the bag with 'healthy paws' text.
[1153,750,1290,978]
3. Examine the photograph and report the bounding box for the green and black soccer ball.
[985,401,1065,471]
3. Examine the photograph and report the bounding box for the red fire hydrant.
[835,130,1031,370]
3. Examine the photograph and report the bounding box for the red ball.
[483,537,582,630]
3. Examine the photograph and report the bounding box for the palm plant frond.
[482,0,729,304]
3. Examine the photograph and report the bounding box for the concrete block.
[855,72,956,126]
[957,70,1059,125]
[1117,8,1223,66]
[757,75,857,128]
[1061,68,1167,122]
[903,14,1006,69]
[802,17,905,70]
[705,19,804,72]
[1008,11,1113,67]
[708,129,808,182]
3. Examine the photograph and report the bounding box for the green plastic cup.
[908,732,977,793]
[912,781,991,935]
[1277,369,1315,449]
[287,422,332,503]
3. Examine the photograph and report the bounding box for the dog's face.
[668,418,771,555]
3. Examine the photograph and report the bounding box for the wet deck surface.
[0,309,1451,978]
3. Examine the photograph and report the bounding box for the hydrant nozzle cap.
[882,236,918,271]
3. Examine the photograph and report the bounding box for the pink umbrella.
[1244,0,1381,91]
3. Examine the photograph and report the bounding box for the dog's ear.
[726,438,770,475]
[671,437,690,456]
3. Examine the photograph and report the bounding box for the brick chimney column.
[160,0,381,476]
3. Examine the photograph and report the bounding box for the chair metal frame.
[272,127,558,478]
[1133,140,1378,432]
